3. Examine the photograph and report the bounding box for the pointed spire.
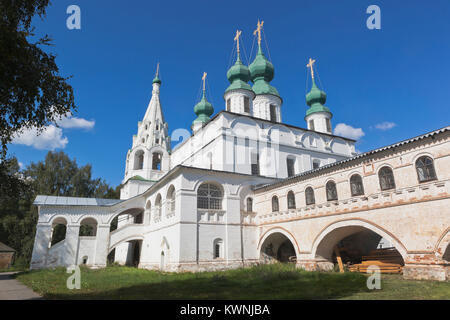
[153,62,161,85]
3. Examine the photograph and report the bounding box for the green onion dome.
[305,79,331,117]
[152,75,161,85]
[249,45,280,98]
[225,54,252,93]
[193,91,214,126]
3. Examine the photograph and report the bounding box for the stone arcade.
[30,23,450,281]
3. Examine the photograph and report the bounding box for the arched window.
[350,174,364,196]
[305,187,315,205]
[51,217,67,247]
[213,238,223,259]
[416,156,437,182]
[272,196,279,212]
[287,191,296,209]
[152,152,162,170]
[155,194,162,221]
[246,197,253,212]
[166,186,175,216]
[197,183,223,210]
[379,166,396,190]
[134,150,144,170]
[326,181,338,201]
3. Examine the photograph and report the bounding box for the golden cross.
[307,58,316,80]
[234,30,242,54]
[202,72,207,91]
[253,20,264,46]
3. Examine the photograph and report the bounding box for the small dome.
[225,56,252,93]
[193,92,214,125]
[306,81,326,106]
[152,75,161,85]
[305,80,331,117]
[249,46,274,82]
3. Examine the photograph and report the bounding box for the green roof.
[249,45,280,98]
[193,91,214,126]
[225,55,252,93]
[305,80,331,117]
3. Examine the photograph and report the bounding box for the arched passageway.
[260,232,296,263]
[315,226,404,273]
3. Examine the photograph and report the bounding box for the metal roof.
[255,126,450,192]
[0,242,15,252]
[33,195,123,207]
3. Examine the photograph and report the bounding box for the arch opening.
[79,217,98,237]
[50,217,67,247]
[443,244,450,262]
[260,232,296,264]
[315,226,404,273]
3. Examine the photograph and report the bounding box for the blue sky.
[8,0,450,187]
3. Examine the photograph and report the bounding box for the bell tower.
[122,64,171,198]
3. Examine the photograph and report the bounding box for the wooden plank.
[334,246,344,273]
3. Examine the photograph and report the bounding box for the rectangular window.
[326,119,331,133]
[270,105,277,122]
[313,160,320,170]
[215,244,220,258]
[287,158,295,177]
[309,120,315,131]
[251,153,260,175]
[244,97,250,113]
[226,99,231,111]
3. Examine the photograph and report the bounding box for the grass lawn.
[15,264,450,300]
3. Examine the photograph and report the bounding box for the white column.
[64,224,80,266]
[94,224,110,268]
[30,224,52,269]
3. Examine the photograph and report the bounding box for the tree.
[0,0,76,158]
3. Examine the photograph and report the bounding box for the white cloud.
[334,123,365,140]
[55,113,95,130]
[13,125,69,150]
[11,113,95,150]
[375,121,397,131]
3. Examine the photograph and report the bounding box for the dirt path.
[0,272,42,300]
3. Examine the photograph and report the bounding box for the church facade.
[30,25,450,281]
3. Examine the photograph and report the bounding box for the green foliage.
[0,0,76,158]
[0,151,120,267]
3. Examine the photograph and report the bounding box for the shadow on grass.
[26,265,370,300]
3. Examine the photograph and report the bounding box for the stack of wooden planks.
[348,248,403,274]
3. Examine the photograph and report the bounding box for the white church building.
[30,24,450,280]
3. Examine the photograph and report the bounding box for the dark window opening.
[350,174,365,196]
[152,153,162,170]
[379,167,396,190]
[326,181,338,201]
[287,191,296,209]
[287,158,295,177]
[272,196,279,212]
[416,156,437,182]
[251,153,260,175]
[244,97,250,113]
[305,187,315,205]
[270,105,277,122]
